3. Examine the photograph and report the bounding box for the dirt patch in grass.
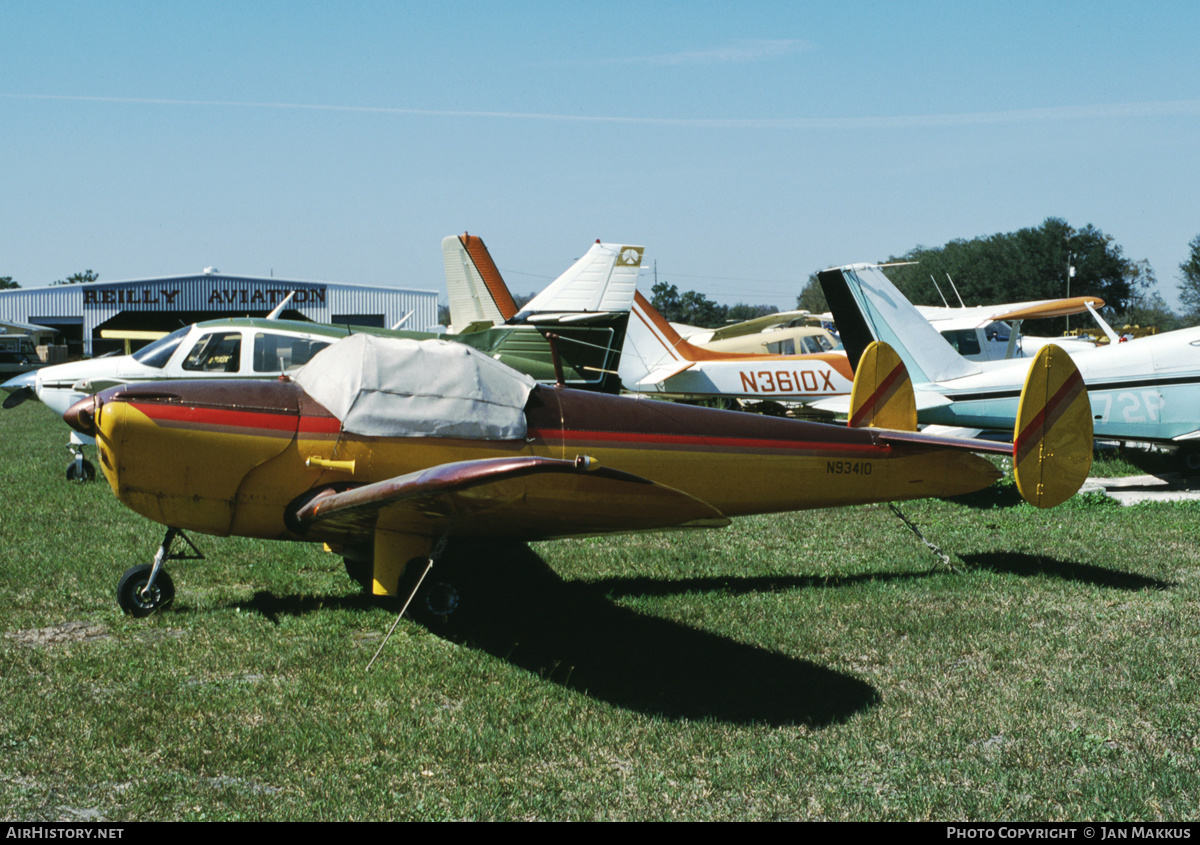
[6,620,110,647]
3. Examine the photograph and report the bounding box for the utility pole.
[1066,252,1075,331]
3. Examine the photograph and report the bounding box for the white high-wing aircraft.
[2,236,642,479]
[817,263,1200,467]
[916,299,1103,362]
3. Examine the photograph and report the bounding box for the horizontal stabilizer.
[638,361,695,386]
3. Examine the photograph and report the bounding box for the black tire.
[1180,448,1200,475]
[66,459,96,482]
[342,554,373,592]
[417,579,461,618]
[343,554,458,617]
[393,557,461,620]
[116,565,175,617]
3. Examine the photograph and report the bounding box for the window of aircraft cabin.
[767,338,795,355]
[182,331,242,372]
[941,329,982,356]
[130,326,191,369]
[801,336,825,354]
[985,322,1011,342]
[252,333,333,372]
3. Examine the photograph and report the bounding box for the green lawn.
[1,401,1197,821]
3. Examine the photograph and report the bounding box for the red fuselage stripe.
[127,404,880,455]
[130,402,341,435]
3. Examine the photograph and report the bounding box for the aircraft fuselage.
[74,379,1002,543]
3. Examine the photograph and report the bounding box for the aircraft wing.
[291,455,729,544]
[811,389,951,416]
[990,296,1105,322]
[704,309,812,342]
[917,296,1105,328]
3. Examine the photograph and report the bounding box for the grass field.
[1,400,1198,821]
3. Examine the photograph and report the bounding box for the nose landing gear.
[66,444,95,482]
[115,527,204,617]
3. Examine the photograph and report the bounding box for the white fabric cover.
[294,334,536,440]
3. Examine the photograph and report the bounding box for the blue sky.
[3,1,1198,314]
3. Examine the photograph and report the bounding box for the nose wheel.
[117,565,176,617]
[116,527,204,617]
[66,445,95,482]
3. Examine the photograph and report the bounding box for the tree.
[650,282,784,328]
[52,270,99,285]
[650,282,727,328]
[0,276,18,290]
[820,218,1154,335]
[796,273,828,313]
[726,302,779,322]
[1177,234,1200,324]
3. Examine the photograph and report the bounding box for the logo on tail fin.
[618,247,644,267]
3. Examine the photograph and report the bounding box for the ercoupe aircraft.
[618,292,856,405]
[819,263,1200,466]
[63,332,1091,617]
[3,236,642,479]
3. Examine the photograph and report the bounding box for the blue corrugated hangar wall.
[0,273,438,356]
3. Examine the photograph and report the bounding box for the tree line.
[1,270,99,290]
[798,218,1199,333]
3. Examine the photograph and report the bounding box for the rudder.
[1012,344,1093,508]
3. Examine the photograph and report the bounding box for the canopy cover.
[295,334,537,440]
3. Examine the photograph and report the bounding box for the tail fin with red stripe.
[1012,344,1093,508]
[848,341,918,431]
[852,341,1091,509]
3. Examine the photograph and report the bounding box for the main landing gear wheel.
[1178,447,1200,475]
[116,564,176,617]
[66,459,95,482]
[419,580,461,618]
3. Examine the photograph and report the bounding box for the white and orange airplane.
[617,292,856,405]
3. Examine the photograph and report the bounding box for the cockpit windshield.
[130,326,191,369]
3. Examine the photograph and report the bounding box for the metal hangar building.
[0,270,439,356]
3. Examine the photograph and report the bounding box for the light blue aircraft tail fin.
[818,265,984,384]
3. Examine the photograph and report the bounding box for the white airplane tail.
[516,242,643,321]
[442,235,643,330]
[442,234,519,332]
[818,264,984,384]
[618,292,727,388]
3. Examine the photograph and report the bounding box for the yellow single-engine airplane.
[64,334,1092,617]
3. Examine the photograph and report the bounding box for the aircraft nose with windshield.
[2,320,343,480]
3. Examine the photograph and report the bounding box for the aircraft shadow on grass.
[957,552,1171,591]
[227,542,880,728]
[591,551,1170,598]
[218,543,1166,726]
